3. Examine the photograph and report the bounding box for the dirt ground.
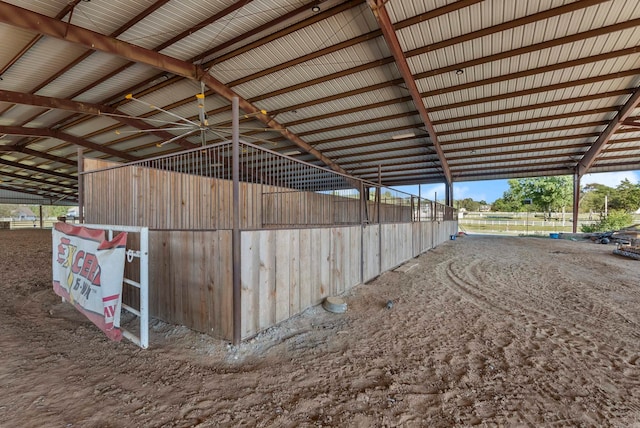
[2,229,640,427]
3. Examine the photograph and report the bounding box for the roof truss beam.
[0,183,76,201]
[0,2,350,177]
[0,158,75,181]
[578,87,640,176]
[0,125,138,161]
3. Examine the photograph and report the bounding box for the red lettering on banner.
[71,250,84,274]
[57,237,77,268]
[66,250,102,286]
[104,305,115,318]
[79,253,101,286]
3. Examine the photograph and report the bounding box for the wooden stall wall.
[380,223,414,272]
[148,230,233,340]
[84,158,457,341]
[240,226,361,339]
[84,159,252,230]
[362,225,380,283]
[85,159,410,229]
[240,220,457,339]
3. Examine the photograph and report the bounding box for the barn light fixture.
[283,150,301,156]
[311,4,320,12]
[455,69,464,75]
[392,132,415,140]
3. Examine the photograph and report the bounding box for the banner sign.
[52,223,128,341]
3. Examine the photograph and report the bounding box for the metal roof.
[0,0,639,203]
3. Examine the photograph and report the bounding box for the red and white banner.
[52,223,128,341]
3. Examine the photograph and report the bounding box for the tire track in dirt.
[432,237,640,424]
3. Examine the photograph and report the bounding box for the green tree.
[491,189,523,212]
[580,183,612,214]
[457,197,481,211]
[509,176,573,223]
[610,179,640,212]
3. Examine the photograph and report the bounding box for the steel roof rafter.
[217,0,609,113]
[35,1,362,146]
[0,169,77,189]
[578,87,640,176]
[0,183,76,201]
[0,2,355,177]
[0,125,138,161]
[0,158,75,181]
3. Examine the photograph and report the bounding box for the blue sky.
[397,170,640,203]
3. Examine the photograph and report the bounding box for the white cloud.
[419,183,445,200]
[582,171,639,188]
[454,184,487,202]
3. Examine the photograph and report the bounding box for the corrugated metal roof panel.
[24,109,75,129]
[2,0,69,16]
[233,50,397,102]
[0,104,47,126]
[242,66,398,113]
[287,103,416,134]
[73,0,162,43]
[0,24,41,67]
[36,53,131,99]
[427,76,637,121]
[62,116,121,139]
[210,6,376,84]
[73,63,162,104]
[0,38,87,93]
[438,113,611,141]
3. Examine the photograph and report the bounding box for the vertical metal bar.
[77,148,84,223]
[359,180,364,284]
[139,227,149,349]
[232,97,241,346]
[418,184,421,223]
[573,168,580,234]
[377,165,382,224]
[39,205,43,229]
[359,181,364,225]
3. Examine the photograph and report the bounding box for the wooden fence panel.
[148,230,232,339]
[362,225,380,282]
[380,223,412,271]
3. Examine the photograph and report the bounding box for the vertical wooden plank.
[219,230,233,340]
[380,224,388,271]
[147,231,161,318]
[352,225,362,287]
[275,230,290,323]
[309,228,324,304]
[193,231,208,332]
[202,231,216,336]
[289,229,300,316]
[172,231,186,325]
[240,231,257,338]
[298,228,312,310]
[258,230,276,332]
[320,228,331,300]
[332,227,344,295]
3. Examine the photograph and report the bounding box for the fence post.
[232,97,241,346]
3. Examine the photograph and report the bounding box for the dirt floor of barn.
[2,229,640,427]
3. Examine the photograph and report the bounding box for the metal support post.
[232,97,241,345]
[573,169,580,234]
[77,148,84,223]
